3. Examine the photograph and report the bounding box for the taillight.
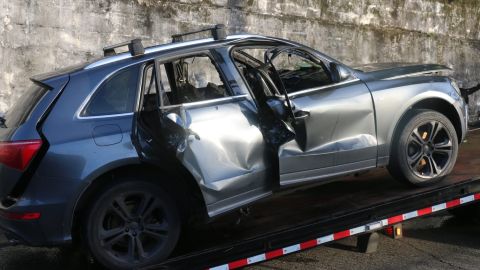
[0,140,43,171]
[0,210,41,220]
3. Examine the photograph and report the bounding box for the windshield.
[2,84,48,128]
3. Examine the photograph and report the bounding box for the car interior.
[232,47,333,96]
[138,48,334,142]
[138,54,232,146]
[141,55,230,112]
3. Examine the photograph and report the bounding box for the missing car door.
[135,51,272,217]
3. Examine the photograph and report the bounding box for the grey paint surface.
[279,79,377,185]
[177,98,272,215]
[366,75,467,163]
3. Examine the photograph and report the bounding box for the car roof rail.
[103,39,145,57]
[171,24,227,43]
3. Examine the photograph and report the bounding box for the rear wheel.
[388,109,459,186]
[83,179,180,269]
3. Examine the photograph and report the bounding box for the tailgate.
[0,75,69,201]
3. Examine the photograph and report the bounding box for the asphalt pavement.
[1,213,479,270]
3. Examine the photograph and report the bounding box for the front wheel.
[388,109,459,186]
[83,179,181,269]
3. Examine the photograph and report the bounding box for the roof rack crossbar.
[171,24,227,43]
[103,39,145,57]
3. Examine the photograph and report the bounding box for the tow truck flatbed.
[134,131,480,269]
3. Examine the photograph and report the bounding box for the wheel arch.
[389,97,463,158]
[69,161,208,243]
[410,98,463,141]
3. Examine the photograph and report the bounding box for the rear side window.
[4,84,48,128]
[82,65,140,117]
[157,55,230,106]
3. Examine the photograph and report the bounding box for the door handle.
[294,110,310,120]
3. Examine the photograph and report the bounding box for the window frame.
[4,84,49,127]
[273,48,360,99]
[229,44,359,100]
[151,50,242,110]
[270,49,331,91]
[139,61,160,111]
[78,63,142,119]
[229,45,299,99]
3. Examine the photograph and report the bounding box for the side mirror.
[166,112,185,128]
[266,97,288,119]
[330,62,353,83]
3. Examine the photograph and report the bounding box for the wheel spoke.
[143,222,168,240]
[434,140,452,149]
[423,157,434,177]
[127,235,136,262]
[427,156,441,175]
[111,206,127,221]
[434,149,452,156]
[407,151,423,167]
[112,196,132,221]
[142,198,160,219]
[144,230,167,240]
[412,155,426,171]
[135,237,147,259]
[145,222,169,233]
[100,227,124,241]
[137,194,154,217]
[434,139,452,154]
[410,128,424,146]
[428,121,443,142]
[102,231,125,247]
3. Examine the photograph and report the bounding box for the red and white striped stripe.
[208,193,480,270]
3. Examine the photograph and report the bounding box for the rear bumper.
[0,172,85,247]
[0,197,71,247]
[0,224,21,248]
[0,214,43,246]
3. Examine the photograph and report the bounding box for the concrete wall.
[1,0,480,114]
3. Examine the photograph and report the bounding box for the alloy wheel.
[406,120,453,179]
[98,192,170,263]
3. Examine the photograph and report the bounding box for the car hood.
[353,63,452,80]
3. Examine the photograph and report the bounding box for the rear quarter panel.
[20,63,141,243]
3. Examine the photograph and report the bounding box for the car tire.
[83,178,181,270]
[388,109,459,186]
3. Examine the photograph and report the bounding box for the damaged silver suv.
[0,25,467,269]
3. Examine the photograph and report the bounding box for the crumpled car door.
[135,57,272,217]
[160,100,272,217]
[262,47,377,185]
